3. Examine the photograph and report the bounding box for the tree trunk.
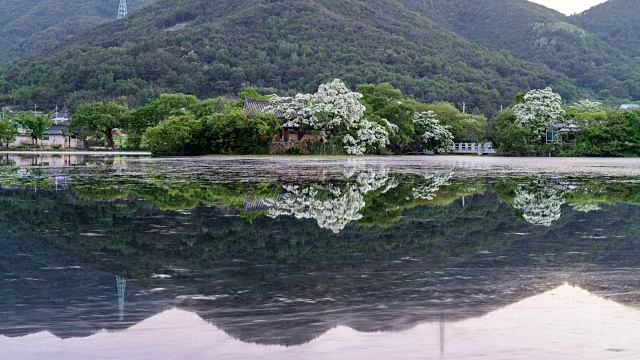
[106,129,115,148]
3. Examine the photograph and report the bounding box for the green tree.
[124,94,200,149]
[71,102,127,148]
[143,114,202,156]
[0,117,18,148]
[489,109,540,156]
[357,83,415,153]
[14,112,52,146]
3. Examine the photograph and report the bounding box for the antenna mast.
[117,0,128,20]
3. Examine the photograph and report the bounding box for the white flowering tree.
[512,181,565,226]
[268,79,396,155]
[570,99,602,112]
[513,88,565,136]
[413,111,454,155]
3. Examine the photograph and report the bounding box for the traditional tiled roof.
[243,98,285,120]
[243,98,271,113]
[45,124,71,135]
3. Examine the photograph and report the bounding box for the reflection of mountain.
[3,157,640,348]
[2,188,640,346]
[3,285,640,360]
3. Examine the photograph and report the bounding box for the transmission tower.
[116,275,126,320]
[117,0,128,20]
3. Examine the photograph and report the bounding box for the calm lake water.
[2,154,640,359]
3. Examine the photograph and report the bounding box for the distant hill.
[573,0,640,57]
[0,0,585,114]
[0,0,156,65]
[401,0,640,101]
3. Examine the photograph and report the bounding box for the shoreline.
[0,150,151,155]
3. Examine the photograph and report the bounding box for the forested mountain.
[0,0,156,65]
[0,0,586,114]
[573,0,640,58]
[2,0,640,113]
[401,0,640,101]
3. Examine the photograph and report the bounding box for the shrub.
[285,146,304,155]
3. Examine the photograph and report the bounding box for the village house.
[546,122,581,144]
[9,118,81,149]
[243,98,326,152]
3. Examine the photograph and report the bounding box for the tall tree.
[0,117,18,148]
[513,88,565,141]
[14,112,51,146]
[71,102,128,148]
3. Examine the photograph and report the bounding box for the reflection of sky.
[529,0,607,15]
[4,285,639,360]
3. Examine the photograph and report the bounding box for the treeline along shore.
[2,80,639,157]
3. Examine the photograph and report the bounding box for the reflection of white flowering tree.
[265,167,395,233]
[268,79,396,155]
[570,202,602,213]
[513,181,565,226]
[413,172,453,200]
[514,88,565,134]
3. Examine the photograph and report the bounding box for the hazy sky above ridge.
[529,0,608,15]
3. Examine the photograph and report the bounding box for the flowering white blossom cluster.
[513,88,565,133]
[342,120,393,155]
[414,111,454,155]
[570,99,602,112]
[268,79,394,155]
[264,167,396,233]
[512,181,565,226]
[413,172,453,200]
[268,93,313,128]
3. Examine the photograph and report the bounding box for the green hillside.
[0,0,155,65]
[0,0,584,114]
[573,0,640,58]
[401,0,640,101]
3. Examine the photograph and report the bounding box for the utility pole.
[117,0,128,19]
[462,101,466,114]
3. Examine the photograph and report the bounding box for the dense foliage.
[0,0,584,115]
[490,89,640,157]
[0,0,156,65]
[574,0,640,57]
[104,80,469,156]
[402,0,640,103]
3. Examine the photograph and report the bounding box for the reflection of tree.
[512,181,565,226]
[265,168,395,233]
[0,167,52,190]
[413,172,453,201]
[570,202,602,213]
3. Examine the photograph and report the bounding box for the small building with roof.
[546,122,581,144]
[9,120,80,149]
[243,98,327,147]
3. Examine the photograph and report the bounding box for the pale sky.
[529,0,609,15]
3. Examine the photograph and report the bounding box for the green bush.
[143,114,202,156]
[285,146,304,155]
